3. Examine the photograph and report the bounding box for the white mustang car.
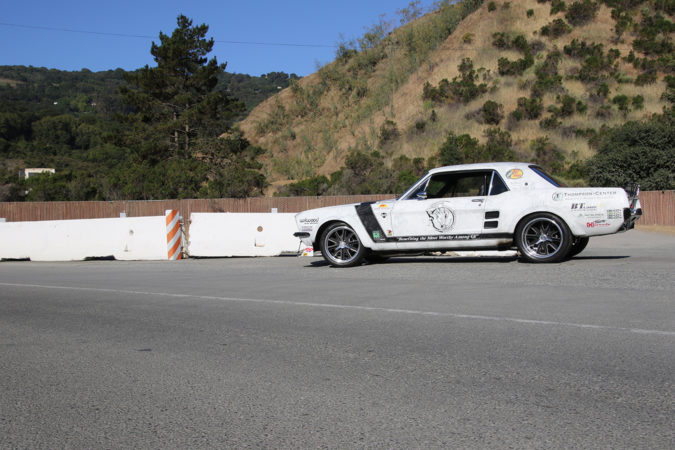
[294,163,642,267]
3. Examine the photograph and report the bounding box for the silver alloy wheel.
[323,225,362,265]
[520,217,565,260]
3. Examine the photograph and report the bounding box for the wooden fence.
[0,195,391,222]
[0,191,672,226]
[638,190,674,226]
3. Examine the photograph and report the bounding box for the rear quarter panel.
[496,188,630,237]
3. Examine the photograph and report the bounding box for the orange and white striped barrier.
[165,210,182,260]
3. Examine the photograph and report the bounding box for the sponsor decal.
[398,234,480,242]
[301,225,313,232]
[387,229,393,236]
[607,209,622,220]
[506,169,523,179]
[378,203,388,208]
[571,203,598,211]
[553,191,618,201]
[372,230,381,240]
[299,217,319,224]
[426,201,455,232]
[587,219,611,228]
[380,212,388,219]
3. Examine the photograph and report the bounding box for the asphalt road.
[1,230,673,448]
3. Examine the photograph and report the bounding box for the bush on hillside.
[565,1,599,26]
[510,97,544,121]
[586,117,675,190]
[540,19,572,38]
[481,100,504,124]
[530,137,566,174]
[550,0,567,14]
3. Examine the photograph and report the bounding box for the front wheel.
[320,222,366,267]
[515,214,572,263]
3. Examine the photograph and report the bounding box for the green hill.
[0,65,297,200]
[239,0,673,194]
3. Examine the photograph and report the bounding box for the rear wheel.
[516,213,572,263]
[320,222,366,267]
[567,236,590,258]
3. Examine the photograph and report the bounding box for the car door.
[390,170,489,246]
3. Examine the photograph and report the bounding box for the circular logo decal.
[426,202,455,232]
[506,169,523,179]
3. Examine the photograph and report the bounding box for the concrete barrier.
[0,216,167,261]
[188,213,300,257]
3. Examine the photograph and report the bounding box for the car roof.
[428,162,532,174]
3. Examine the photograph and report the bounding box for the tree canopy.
[0,15,276,201]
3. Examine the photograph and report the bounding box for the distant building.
[20,168,55,179]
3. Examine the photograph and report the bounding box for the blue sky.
[1,0,435,76]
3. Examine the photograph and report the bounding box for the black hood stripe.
[355,202,388,242]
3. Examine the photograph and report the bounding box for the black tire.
[567,236,590,258]
[320,222,367,267]
[515,213,572,263]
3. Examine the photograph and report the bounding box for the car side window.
[489,172,509,195]
[423,172,490,199]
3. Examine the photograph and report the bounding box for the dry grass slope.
[239,0,670,191]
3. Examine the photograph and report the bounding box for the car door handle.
[472,199,484,203]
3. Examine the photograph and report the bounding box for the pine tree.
[120,15,244,160]
[116,15,266,198]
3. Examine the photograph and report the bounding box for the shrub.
[540,19,572,38]
[540,116,562,129]
[530,137,566,174]
[422,58,488,104]
[492,32,509,49]
[438,132,482,165]
[282,175,330,196]
[481,100,504,125]
[498,56,534,76]
[635,71,657,85]
[493,33,534,76]
[565,0,599,26]
[559,94,577,117]
[527,8,535,17]
[514,97,544,119]
[564,39,604,59]
[632,95,644,110]
[597,82,610,97]
[611,7,633,41]
[483,127,515,161]
[550,0,567,15]
[595,105,613,118]
[488,1,497,11]
[532,51,563,96]
[612,94,630,115]
[379,120,400,144]
[586,118,675,190]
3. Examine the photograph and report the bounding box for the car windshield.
[529,165,567,187]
